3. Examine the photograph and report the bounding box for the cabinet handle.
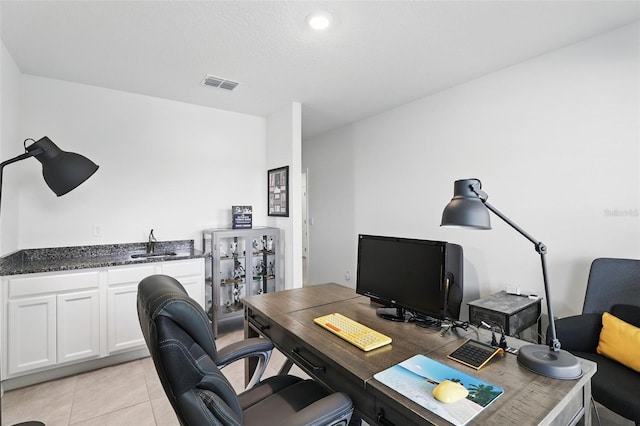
[291,348,326,374]
[248,315,270,332]
[376,409,395,426]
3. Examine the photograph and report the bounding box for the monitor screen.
[356,234,463,322]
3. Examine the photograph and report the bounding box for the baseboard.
[2,348,150,391]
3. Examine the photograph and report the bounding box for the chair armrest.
[279,392,353,426]
[216,337,274,389]
[215,337,274,366]
[552,313,601,353]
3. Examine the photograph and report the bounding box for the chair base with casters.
[552,258,640,426]
[137,274,353,426]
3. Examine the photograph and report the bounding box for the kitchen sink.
[130,251,177,259]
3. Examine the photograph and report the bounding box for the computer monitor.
[356,234,463,323]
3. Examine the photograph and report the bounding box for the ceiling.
[1,1,639,139]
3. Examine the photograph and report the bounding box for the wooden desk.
[244,283,596,426]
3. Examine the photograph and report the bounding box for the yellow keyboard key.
[314,313,392,351]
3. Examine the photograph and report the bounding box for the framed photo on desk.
[268,166,289,217]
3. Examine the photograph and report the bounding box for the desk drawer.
[270,324,376,423]
[373,397,431,426]
[245,307,273,339]
[548,385,587,426]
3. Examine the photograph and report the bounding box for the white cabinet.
[57,290,100,363]
[4,270,101,376]
[162,259,205,305]
[1,257,205,381]
[7,295,56,374]
[105,259,205,354]
[106,264,156,353]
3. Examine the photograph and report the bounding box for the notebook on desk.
[374,354,503,426]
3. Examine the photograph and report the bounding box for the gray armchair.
[552,258,640,425]
[137,274,353,426]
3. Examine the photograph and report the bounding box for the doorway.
[302,169,309,285]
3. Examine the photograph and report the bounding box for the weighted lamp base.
[517,344,582,380]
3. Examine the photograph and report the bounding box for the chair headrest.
[138,274,218,359]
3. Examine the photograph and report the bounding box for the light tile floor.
[2,321,634,426]
[2,323,306,426]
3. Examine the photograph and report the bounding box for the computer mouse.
[432,380,469,404]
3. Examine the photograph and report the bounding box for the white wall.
[303,23,640,320]
[1,46,304,294]
[266,102,303,289]
[0,41,23,254]
[5,74,267,252]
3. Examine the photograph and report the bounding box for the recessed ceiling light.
[306,11,332,31]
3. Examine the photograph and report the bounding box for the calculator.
[447,339,504,370]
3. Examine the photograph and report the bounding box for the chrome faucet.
[147,229,158,254]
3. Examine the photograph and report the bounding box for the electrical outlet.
[93,224,103,237]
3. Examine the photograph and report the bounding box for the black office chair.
[137,274,353,426]
[552,258,640,425]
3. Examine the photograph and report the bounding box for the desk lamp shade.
[441,179,491,229]
[26,136,99,196]
[441,178,582,380]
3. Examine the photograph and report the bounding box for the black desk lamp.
[441,178,582,380]
[0,136,98,426]
[0,136,99,210]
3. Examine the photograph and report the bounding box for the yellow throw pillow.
[596,311,640,372]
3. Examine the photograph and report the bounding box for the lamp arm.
[469,181,544,249]
[0,148,44,213]
[483,201,541,249]
[539,250,561,351]
[483,200,561,352]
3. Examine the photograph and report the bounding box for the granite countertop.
[0,240,207,276]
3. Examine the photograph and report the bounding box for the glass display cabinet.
[203,227,281,337]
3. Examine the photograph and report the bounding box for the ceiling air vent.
[201,74,239,91]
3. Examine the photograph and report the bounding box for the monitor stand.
[413,314,443,330]
[376,307,409,322]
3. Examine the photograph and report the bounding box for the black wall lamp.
[0,136,98,425]
[0,136,99,210]
[441,178,582,380]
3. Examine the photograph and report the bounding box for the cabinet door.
[57,290,100,363]
[214,235,247,316]
[106,265,157,353]
[179,274,205,307]
[162,259,205,308]
[8,295,57,375]
[107,284,145,353]
[251,229,281,293]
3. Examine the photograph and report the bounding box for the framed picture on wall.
[268,166,289,217]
